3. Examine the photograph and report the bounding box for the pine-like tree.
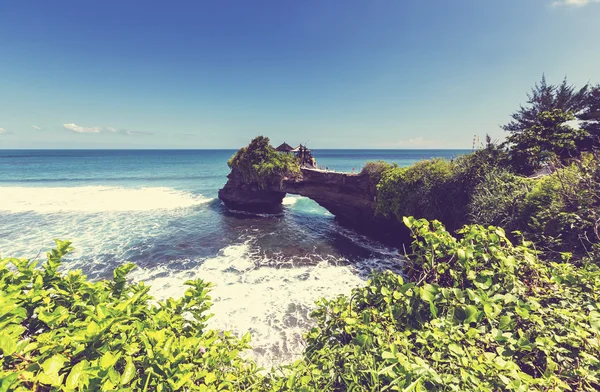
[503,75,589,133]
[578,84,600,148]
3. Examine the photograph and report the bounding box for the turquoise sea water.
[0,148,468,366]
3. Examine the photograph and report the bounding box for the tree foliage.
[502,76,588,134]
[227,136,301,189]
[506,109,589,174]
[578,84,600,148]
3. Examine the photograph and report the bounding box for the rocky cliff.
[218,168,405,244]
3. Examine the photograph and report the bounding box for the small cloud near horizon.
[552,0,600,7]
[107,126,153,136]
[385,137,444,148]
[64,123,152,136]
[64,123,101,133]
[31,125,42,130]
[0,127,5,134]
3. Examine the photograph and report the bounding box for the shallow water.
[0,148,468,367]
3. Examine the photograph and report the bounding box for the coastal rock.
[218,171,286,213]
[219,168,405,244]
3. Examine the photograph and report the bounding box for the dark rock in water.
[219,167,409,246]
[218,169,286,213]
[218,183,285,213]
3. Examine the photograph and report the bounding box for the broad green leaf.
[120,357,136,385]
[66,360,88,390]
[0,373,18,392]
[205,372,217,385]
[0,334,17,356]
[38,354,67,386]
[100,351,120,370]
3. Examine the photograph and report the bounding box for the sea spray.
[128,240,403,368]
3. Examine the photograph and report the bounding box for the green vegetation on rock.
[367,76,600,262]
[227,136,301,189]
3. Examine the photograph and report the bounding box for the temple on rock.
[276,142,316,168]
[275,142,294,153]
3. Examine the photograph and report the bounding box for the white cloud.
[552,0,600,7]
[0,127,5,134]
[31,125,42,130]
[63,123,102,133]
[63,123,151,136]
[388,137,439,148]
[123,130,153,136]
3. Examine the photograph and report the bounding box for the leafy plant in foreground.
[291,218,600,391]
[0,241,263,391]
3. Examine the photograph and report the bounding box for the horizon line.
[0,147,474,151]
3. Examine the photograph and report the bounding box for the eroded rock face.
[281,169,375,226]
[219,168,406,244]
[217,171,286,213]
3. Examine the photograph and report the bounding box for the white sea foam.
[0,186,212,213]
[0,184,404,369]
[281,196,299,206]
[129,241,403,369]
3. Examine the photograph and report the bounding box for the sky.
[0,0,599,149]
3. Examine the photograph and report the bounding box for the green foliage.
[469,168,533,229]
[470,153,600,260]
[375,158,455,224]
[227,136,300,189]
[578,84,600,149]
[506,109,589,174]
[0,241,263,391]
[360,161,397,194]
[518,154,600,259]
[375,149,504,231]
[2,226,600,391]
[288,218,600,391]
[503,75,588,134]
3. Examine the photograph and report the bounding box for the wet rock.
[219,168,406,245]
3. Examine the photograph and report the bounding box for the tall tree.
[506,109,588,174]
[578,84,600,148]
[503,75,589,133]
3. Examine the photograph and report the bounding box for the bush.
[0,241,264,391]
[290,218,600,391]
[517,153,600,259]
[375,150,502,231]
[360,161,396,194]
[2,224,600,391]
[375,158,455,224]
[228,136,301,189]
[468,168,533,229]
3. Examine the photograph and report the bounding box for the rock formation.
[218,168,405,244]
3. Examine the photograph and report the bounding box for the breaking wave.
[0,186,212,213]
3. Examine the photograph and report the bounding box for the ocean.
[0,148,469,367]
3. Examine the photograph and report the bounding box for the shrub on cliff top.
[469,152,600,260]
[375,158,462,228]
[228,136,300,189]
[360,161,397,194]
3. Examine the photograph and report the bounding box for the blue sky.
[0,0,599,149]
